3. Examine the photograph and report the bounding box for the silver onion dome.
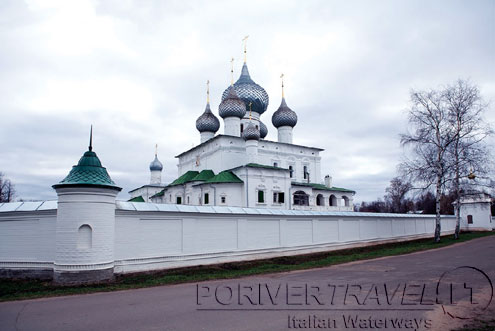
[196,102,220,133]
[222,63,269,115]
[218,86,246,119]
[149,155,163,171]
[259,121,268,139]
[272,98,298,128]
[242,122,260,141]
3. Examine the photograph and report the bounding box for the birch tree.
[444,80,492,239]
[400,89,455,242]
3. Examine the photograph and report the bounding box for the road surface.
[1,236,494,331]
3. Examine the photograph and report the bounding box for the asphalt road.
[1,236,494,331]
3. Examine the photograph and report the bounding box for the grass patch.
[1,231,493,302]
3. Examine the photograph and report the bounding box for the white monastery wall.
[1,201,484,279]
[111,205,456,274]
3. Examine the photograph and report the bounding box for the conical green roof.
[52,148,121,191]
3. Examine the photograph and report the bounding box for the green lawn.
[0,231,493,302]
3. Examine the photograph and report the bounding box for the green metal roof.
[168,170,200,187]
[52,149,121,191]
[245,163,288,171]
[151,190,164,198]
[204,171,243,184]
[191,169,215,181]
[291,182,355,193]
[128,195,145,202]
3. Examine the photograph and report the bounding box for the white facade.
[459,192,493,231]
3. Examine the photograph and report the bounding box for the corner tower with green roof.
[52,128,121,285]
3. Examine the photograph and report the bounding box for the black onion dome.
[196,102,220,133]
[218,86,246,119]
[242,122,260,141]
[149,155,163,171]
[271,98,298,128]
[222,63,269,115]
[259,121,268,139]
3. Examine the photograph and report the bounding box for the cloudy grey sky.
[0,0,493,203]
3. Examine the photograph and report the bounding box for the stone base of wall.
[0,268,53,281]
[53,268,114,285]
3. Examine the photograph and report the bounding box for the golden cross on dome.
[280,73,285,98]
[249,102,252,120]
[242,35,249,63]
[206,80,210,103]
[230,57,234,85]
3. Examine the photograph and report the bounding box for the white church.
[129,56,355,211]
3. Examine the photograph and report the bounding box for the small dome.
[259,121,268,139]
[149,155,163,171]
[221,63,269,115]
[242,122,260,141]
[219,86,246,119]
[196,102,220,133]
[272,98,298,128]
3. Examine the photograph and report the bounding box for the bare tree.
[444,80,493,239]
[384,177,412,213]
[0,172,16,203]
[400,89,455,242]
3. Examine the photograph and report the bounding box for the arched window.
[303,166,308,179]
[316,194,324,206]
[289,166,294,178]
[77,224,92,249]
[240,124,244,133]
[342,196,350,207]
[329,195,338,206]
[293,191,309,206]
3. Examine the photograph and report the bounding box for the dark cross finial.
[206,80,210,104]
[230,57,235,86]
[155,143,158,157]
[89,125,93,151]
[280,73,285,98]
[242,35,249,63]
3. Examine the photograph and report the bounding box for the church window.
[293,191,309,206]
[176,196,182,204]
[273,192,285,204]
[274,162,278,167]
[467,215,473,224]
[256,125,259,130]
[303,166,308,179]
[342,196,350,207]
[289,166,294,178]
[240,124,244,133]
[221,196,226,204]
[316,194,324,206]
[187,196,190,204]
[257,190,265,203]
[329,195,337,206]
[204,193,209,205]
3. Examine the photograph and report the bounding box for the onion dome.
[218,86,246,119]
[149,154,163,171]
[52,128,121,191]
[242,122,260,141]
[259,121,268,139]
[196,102,220,133]
[272,97,298,128]
[222,63,269,115]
